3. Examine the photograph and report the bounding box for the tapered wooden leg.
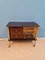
[8,41,11,48]
[32,40,36,47]
[7,27,11,48]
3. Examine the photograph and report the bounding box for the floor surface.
[0,38,45,60]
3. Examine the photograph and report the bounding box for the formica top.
[7,22,39,27]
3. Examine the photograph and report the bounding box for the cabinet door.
[9,27,23,39]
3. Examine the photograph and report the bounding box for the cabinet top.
[7,22,39,27]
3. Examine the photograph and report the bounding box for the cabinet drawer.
[23,33,33,38]
[23,27,34,33]
[23,27,34,30]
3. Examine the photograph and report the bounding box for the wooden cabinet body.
[7,22,39,41]
[7,22,39,47]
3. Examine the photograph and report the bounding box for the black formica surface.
[7,22,39,27]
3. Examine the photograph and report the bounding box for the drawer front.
[23,34,33,38]
[23,27,34,34]
[23,27,34,30]
[9,27,23,39]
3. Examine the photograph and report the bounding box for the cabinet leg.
[8,41,11,48]
[32,40,36,47]
[33,44,35,47]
